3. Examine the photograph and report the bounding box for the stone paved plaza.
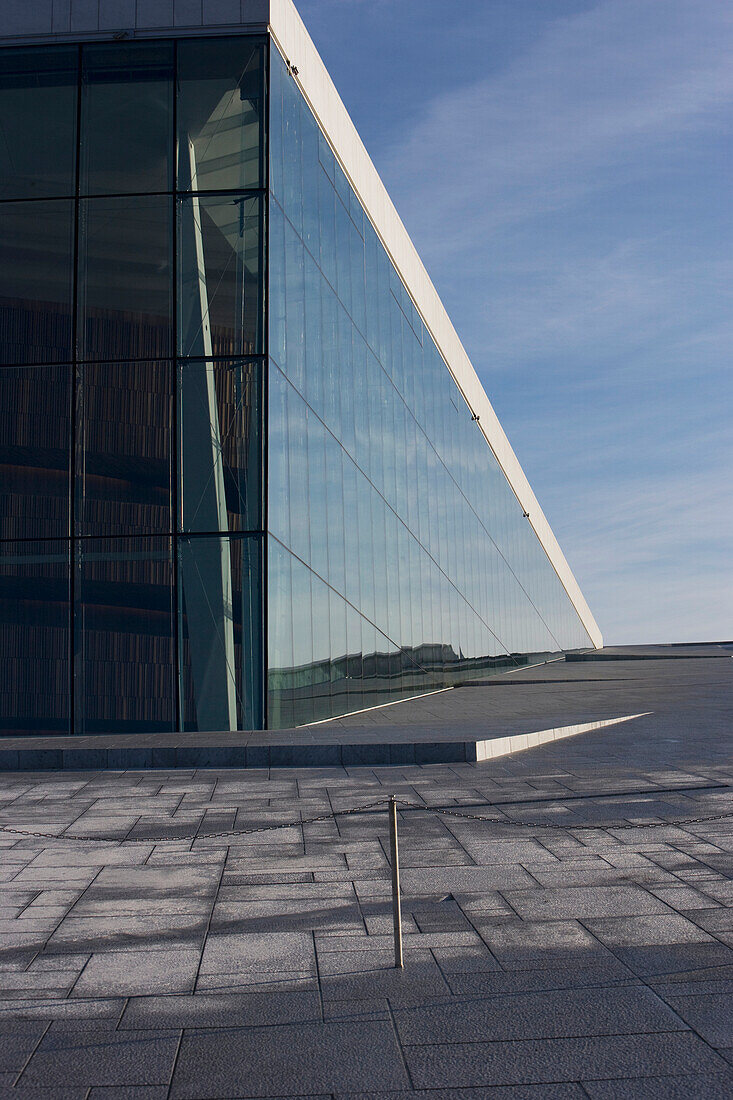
[0,651,732,1097]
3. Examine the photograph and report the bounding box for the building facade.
[0,0,601,736]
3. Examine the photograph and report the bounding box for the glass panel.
[177,37,265,192]
[179,358,262,533]
[75,537,175,734]
[76,360,172,536]
[0,47,77,201]
[80,43,173,195]
[0,541,70,735]
[286,376,309,565]
[267,44,595,722]
[328,588,348,719]
[0,200,74,365]
[288,552,314,726]
[179,534,263,731]
[267,361,289,546]
[281,60,303,238]
[266,538,293,729]
[78,195,173,361]
[178,194,262,358]
[345,604,363,716]
[0,365,70,540]
[307,567,331,724]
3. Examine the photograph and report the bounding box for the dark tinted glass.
[179,358,262,533]
[177,37,265,192]
[179,534,262,730]
[178,194,262,357]
[0,365,71,540]
[0,541,70,736]
[74,537,175,733]
[0,200,74,365]
[80,42,174,196]
[76,361,172,536]
[0,47,78,200]
[78,195,173,361]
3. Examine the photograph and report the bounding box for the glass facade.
[0,36,266,735]
[267,47,593,727]
[0,32,594,736]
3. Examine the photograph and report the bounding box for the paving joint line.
[4,793,733,844]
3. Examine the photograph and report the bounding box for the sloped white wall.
[269,0,603,648]
[0,0,602,647]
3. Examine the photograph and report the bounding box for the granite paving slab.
[404,1033,729,1089]
[0,648,731,1094]
[168,1021,411,1097]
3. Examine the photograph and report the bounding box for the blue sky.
[297,0,733,644]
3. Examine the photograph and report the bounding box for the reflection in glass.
[0,200,74,365]
[80,43,173,196]
[179,359,261,534]
[267,539,293,729]
[75,537,175,734]
[0,541,70,735]
[0,365,71,541]
[78,196,173,361]
[179,535,262,731]
[0,47,78,200]
[288,551,315,726]
[178,194,262,358]
[266,47,594,726]
[177,37,265,193]
[75,361,172,536]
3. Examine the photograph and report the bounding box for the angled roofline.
[0,0,602,649]
[269,0,602,648]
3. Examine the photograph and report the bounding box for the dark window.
[80,42,174,196]
[178,358,262,534]
[0,541,70,736]
[75,361,172,536]
[179,534,262,731]
[177,37,265,193]
[0,365,71,540]
[0,200,74,365]
[78,195,174,361]
[178,193,263,357]
[74,537,175,734]
[0,47,78,201]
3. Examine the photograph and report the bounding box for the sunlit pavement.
[1,649,732,1098]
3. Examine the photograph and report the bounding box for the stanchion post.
[389,794,404,969]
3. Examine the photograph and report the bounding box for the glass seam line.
[268,533,445,685]
[262,32,271,729]
[0,532,267,544]
[69,40,83,737]
[269,196,570,651]
[0,187,268,203]
[267,57,593,644]
[270,359,556,661]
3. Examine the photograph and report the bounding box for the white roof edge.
[269,0,603,649]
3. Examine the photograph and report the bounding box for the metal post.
[389,795,404,969]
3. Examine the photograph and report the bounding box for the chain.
[0,798,393,844]
[1,795,732,845]
[393,800,733,831]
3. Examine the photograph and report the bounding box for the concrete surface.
[0,648,731,1096]
[1,645,730,770]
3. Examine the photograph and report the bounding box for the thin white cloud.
[471,243,733,368]
[549,467,733,643]
[302,0,733,644]
[384,0,733,251]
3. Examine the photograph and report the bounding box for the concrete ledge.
[0,714,647,771]
[472,715,649,761]
[567,650,731,662]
